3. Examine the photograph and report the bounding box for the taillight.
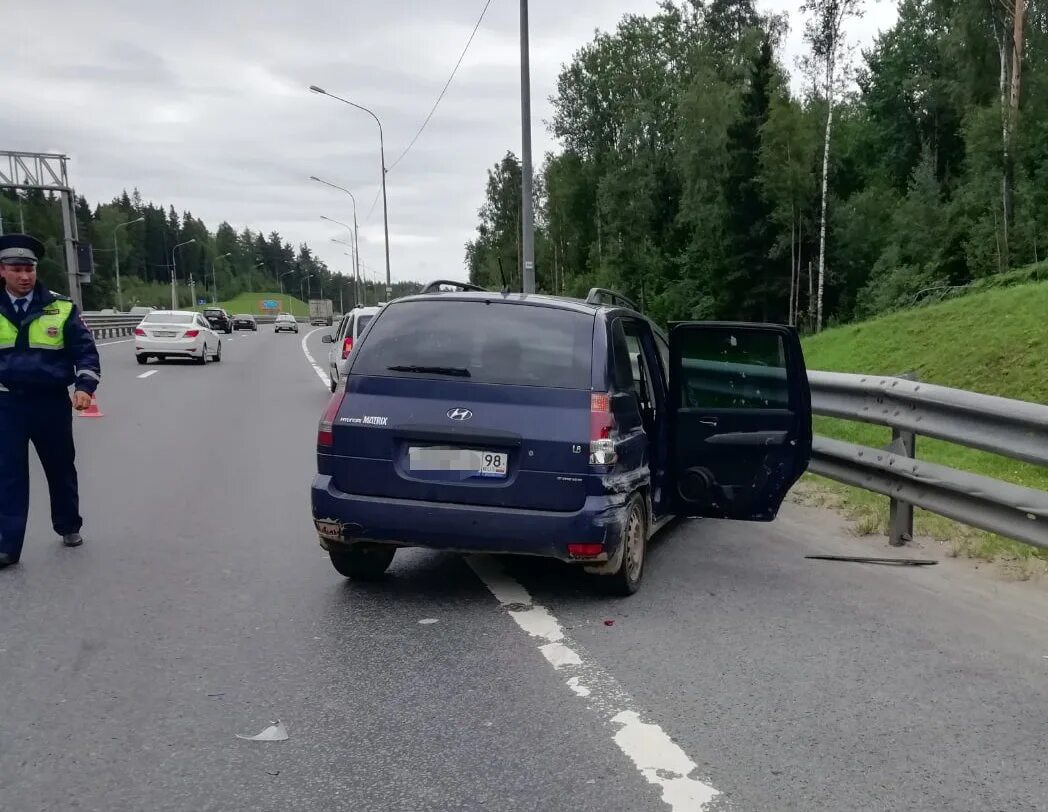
[184,329,199,338]
[318,389,346,447]
[134,328,145,336]
[568,543,604,558]
[589,392,618,465]
[341,336,353,359]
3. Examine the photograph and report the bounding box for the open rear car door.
[668,322,812,521]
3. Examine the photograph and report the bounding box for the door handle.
[699,418,718,427]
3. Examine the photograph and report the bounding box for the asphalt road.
[1,327,1046,811]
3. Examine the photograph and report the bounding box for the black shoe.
[0,553,18,569]
[62,533,84,548]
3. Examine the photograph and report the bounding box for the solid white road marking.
[300,327,330,386]
[97,339,134,347]
[137,370,158,379]
[297,329,719,809]
[467,555,721,811]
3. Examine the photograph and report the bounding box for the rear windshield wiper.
[387,365,471,377]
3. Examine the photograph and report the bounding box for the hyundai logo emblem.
[447,408,473,421]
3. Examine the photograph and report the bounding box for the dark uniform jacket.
[0,282,101,395]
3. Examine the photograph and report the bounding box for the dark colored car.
[233,314,258,331]
[203,307,233,334]
[311,281,812,595]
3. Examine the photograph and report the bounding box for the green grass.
[190,292,310,318]
[802,278,1048,571]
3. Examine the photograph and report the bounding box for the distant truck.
[309,299,334,326]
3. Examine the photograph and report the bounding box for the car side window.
[654,331,669,381]
[615,319,656,407]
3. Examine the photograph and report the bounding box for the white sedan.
[135,310,222,365]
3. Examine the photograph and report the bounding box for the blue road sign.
[262,299,279,310]
[198,298,206,305]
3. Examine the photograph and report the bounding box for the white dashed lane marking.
[298,322,721,811]
[137,370,158,379]
[467,556,721,810]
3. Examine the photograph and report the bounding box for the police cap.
[0,234,45,266]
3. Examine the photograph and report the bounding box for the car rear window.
[204,309,223,316]
[351,300,594,389]
[143,313,195,324]
[353,314,373,336]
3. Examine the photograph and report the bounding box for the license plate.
[409,447,508,478]
[153,331,177,337]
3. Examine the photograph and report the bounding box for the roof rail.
[420,280,489,294]
[585,287,638,311]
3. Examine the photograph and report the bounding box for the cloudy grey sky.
[7,0,896,286]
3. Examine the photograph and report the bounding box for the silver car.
[274,313,299,334]
[323,306,379,392]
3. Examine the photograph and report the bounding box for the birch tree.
[803,0,863,331]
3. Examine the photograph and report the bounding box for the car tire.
[329,544,396,580]
[136,355,148,365]
[214,342,222,363]
[197,344,209,366]
[602,493,648,596]
[329,375,337,393]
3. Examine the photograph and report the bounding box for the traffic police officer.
[0,234,101,569]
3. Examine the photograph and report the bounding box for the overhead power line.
[387,0,494,172]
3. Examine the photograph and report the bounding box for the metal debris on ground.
[603,619,615,626]
[418,618,439,625]
[236,721,289,742]
[805,555,938,566]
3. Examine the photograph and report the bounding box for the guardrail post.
[888,372,917,546]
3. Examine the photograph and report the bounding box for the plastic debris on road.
[418,618,439,625]
[236,721,289,742]
[604,619,615,626]
[805,555,937,566]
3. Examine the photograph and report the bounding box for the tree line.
[0,187,419,311]
[466,0,1044,331]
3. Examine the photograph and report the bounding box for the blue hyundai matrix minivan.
[311,282,812,595]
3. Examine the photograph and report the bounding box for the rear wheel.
[602,494,648,596]
[329,544,396,580]
[197,344,209,365]
[214,342,222,362]
[136,355,148,365]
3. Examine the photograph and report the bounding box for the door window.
[677,329,789,410]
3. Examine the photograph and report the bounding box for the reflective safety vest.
[0,300,74,350]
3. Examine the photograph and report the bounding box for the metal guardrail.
[81,312,309,339]
[81,314,141,339]
[808,370,1048,550]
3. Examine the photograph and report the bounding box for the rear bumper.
[136,338,202,355]
[310,474,624,561]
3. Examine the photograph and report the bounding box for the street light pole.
[211,252,231,304]
[331,239,358,305]
[112,216,144,312]
[279,269,295,314]
[519,0,536,293]
[313,178,363,304]
[171,238,196,309]
[309,86,392,299]
[323,215,361,303]
[301,273,314,303]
